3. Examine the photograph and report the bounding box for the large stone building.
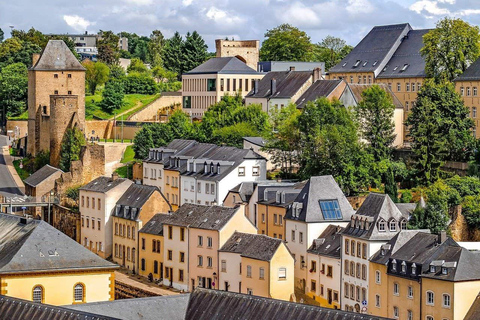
[215,39,259,70]
[27,40,86,166]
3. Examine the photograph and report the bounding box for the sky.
[2,0,480,50]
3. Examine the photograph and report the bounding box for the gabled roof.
[329,23,411,75]
[80,176,131,193]
[24,164,63,187]
[163,204,239,231]
[377,29,430,79]
[66,294,190,320]
[307,225,344,258]
[184,57,260,75]
[114,184,169,221]
[285,175,354,223]
[243,136,266,147]
[138,213,170,235]
[219,232,285,262]
[31,40,85,71]
[185,288,392,320]
[258,187,302,208]
[295,80,343,109]
[0,295,119,320]
[346,83,403,109]
[454,57,480,82]
[0,214,117,274]
[342,193,407,241]
[370,230,427,265]
[246,71,312,99]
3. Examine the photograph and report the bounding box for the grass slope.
[85,93,160,120]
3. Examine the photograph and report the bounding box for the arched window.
[115,244,118,257]
[115,223,118,235]
[401,220,407,230]
[132,227,135,240]
[123,225,126,237]
[426,291,434,305]
[141,258,146,271]
[127,226,131,238]
[132,248,136,263]
[74,283,85,302]
[389,220,397,232]
[33,286,43,303]
[350,261,355,276]
[378,219,386,232]
[127,247,131,261]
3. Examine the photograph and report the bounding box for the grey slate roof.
[258,187,301,208]
[163,203,240,230]
[66,294,190,320]
[465,292,480,320]
[285,175,355,223]
[219,232,285,262]
[243,136,266,147]
[329,23,411,75]
[454,57,480,81]
[0,213,117,274]
[31,40,85,71]
[346,83,404,109]
[185,288,392,320]
[138,213,170,235]
[395,203,417,217]
[114,184,168,221]
[295,80,343,109]
[0,295,119,320]
[185,57,260,75]
[307,225,344,259]
[369,230,427,265]
[246,71,312,99]
[342,193,408,241]
[377,29,430,79]
[24,164,63,187]
[80,176,131,193]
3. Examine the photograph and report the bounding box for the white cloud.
[438,0,455,3]
[347,0,374,15]
[458,9,480,16]
[182,0,193,6]
[122,0,153,6]
[206,7,227,20]
[277,2,321,27]
[63,15,94,32]
[409,0,450,15]
[205,7,244,25]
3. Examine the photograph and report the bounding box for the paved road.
[0,135,24,198]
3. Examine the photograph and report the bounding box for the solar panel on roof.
[319,200,343,220]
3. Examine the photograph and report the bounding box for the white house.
[79,174,133,258]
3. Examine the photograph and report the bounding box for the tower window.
[68,74,72,78]
[68,91,72,95]
[54,90,58,94]
[54,74,58,78]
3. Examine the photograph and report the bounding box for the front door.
[328,289,333,305]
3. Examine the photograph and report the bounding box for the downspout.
[187,225,190,291]
[266,205,269,236]
[420,276,423,320]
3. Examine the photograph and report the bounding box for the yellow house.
[218,231,295,301]
[138,213,170,281]
[161,203,257,291]
[112,184,171,272]
[0,213,117,306]
[369,231,480,320]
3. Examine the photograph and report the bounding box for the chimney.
[438,231,447,244]
[112,172,119,181]
[313,67,322,82]
[254,79,259,94]
[32,53,40,67]
[271,78,277,96]
[289,66,295,71]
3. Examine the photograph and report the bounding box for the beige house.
[162,203,256,291]
[79,173,132,259]
[112,184,171,272]
[218,231,294,301]
[182,57,264,119]
[24,164,63,218]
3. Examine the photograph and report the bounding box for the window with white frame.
[247,265,252,277]
[389,220,397,231]
[393,282,399,295]
[33,286,43,303]
[207,237,213,248]
[443,294,451,308]
[408,286,413,298]
[278,267,287,280]
[375,294,380,307]
[393,306,399,318]
[211,183,215,195]
[198,235,203,246]
[198,255,203,266]
[259,267,265,279]
[427,291,434,305]
[221,260,227,272]
[238,167,245,176]
[206,183,210,194]
[252,166,259,176]
[207,256,213,268]
[74,284,84,302]
[375,270,381,284]
[407,310,413,320]
[379,220,386,232]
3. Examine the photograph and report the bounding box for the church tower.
[27,40,86,167]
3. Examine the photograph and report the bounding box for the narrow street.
[0,135,24,198]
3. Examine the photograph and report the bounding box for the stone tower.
[215,39,259,70]
[27,40,86,167]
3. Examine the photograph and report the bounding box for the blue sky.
[2,0,480,50]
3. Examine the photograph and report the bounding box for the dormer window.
[362,61,368,67]
[401,261,406,273]
[442,267,448,275]
[401,220,407,230]
[360,220,365,229]
[412,263,416,275]
[210,164,214,173]
[281,192,285,204]
[354,60,361,67]
[393,66,399,71]
[430,265,436,273]
[217,164,221,174]
[276,192,280,203]
[355,219,359,229]
[176,159,179,167]
[389,220,397,232]
[204,162,208,172]
[342,62,347,67]
[372,60,378,66]
[379,220,386,232]
[392,259,397,272]
[381,249,385,256]
[365,221,370,230]
[401,64,409,71]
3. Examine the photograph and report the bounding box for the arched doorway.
[235,55,247,64]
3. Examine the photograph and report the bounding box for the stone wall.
[127,93,182,121]
[52,204,80,242]
[133,162,143,182]
[215,39,259,70]
[347,195,367,210]
[5,120,28,139]
[85,120,114,140]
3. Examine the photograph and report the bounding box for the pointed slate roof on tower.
[31,40,85,71]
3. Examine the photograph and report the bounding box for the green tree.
[59,127,86,172]
[297,98,373,195]
[11,28,48,47]
[163,32,183,76]
[124,72,158,94]
[133,125,156,159]
[0,28,4,43]
[462,195,480,228]
[83,60,110,95]
[97,30,120,65]
[355,85,396,162]
[109,64,126,79]
[182,31,208,73]
[406,80,474,185]
[314,36,353,70]
[421,18,480,82]
[152,65,177,82]
[149,30,165,66]
[212,122,259,148]
[0,63,28,121]
[0,38,41,69]
[260,24,314,62]
[127,58,149,73]
[101,80,125,112]
[384,165,398,201]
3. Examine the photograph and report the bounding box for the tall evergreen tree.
[355,85,396,162]
[149,30,165,67]
[163,32,184,76]
[0,28,4,43]
[59,127,86,172]
[182,31,208,73]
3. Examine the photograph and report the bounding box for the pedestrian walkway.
[115,270,180,296]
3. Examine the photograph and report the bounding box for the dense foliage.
[314,36,353,71]
[260,24,314,62]
[59,127,86,172]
